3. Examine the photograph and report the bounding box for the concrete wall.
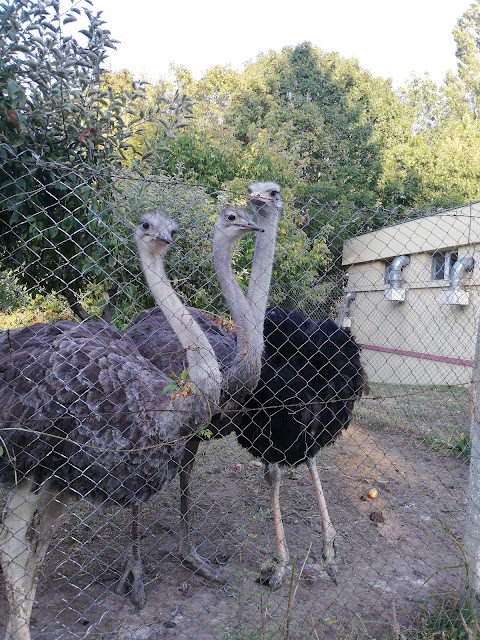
[342,204,480,386]
[343,203,480,265]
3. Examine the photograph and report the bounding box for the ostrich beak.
[154,233,174,244]
[248,193,271,208]
[240,221,265,233]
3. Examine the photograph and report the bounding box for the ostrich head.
[134,211,179,258]
[214,206,265,240]
[247,182,283,216]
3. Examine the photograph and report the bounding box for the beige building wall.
[342,203,480,386]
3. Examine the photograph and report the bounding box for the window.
[431,251,458,281]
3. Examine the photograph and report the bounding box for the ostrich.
[235,307,368,590]
[212,185,368,590]
[125,183,283,580]
[0,211,223,640]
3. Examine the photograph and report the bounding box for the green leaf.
[6,78,19,99]
[11,44,30,54]
[197,426,213,439]
[162,382,178,393]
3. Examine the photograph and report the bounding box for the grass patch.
[397,594,480,640]
[355,382,470,458]
[0,292,73,329]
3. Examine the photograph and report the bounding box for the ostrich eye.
[269,190,279,197]
[227,214,236,221]
[142,222,150,230]
[171,228,178,236]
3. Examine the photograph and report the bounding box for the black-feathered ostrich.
[235,307,368,589]
[0,212,224,640]
[125,183,283,581]
[226,185,368,590]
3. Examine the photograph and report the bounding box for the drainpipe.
[337,291,356,328]
[451,256,475,289]
[443,256,474,306]
[385,255,410,302]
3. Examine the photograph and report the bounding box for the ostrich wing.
[235,307,367,466]
[0,321,205,504]
[125,306,237,374]
[125,306,239,437]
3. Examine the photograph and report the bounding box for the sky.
[90,0,473,89]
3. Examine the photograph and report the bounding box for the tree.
[453,0,480,119]
[225,43,398,207]
[0,0,192,320]
[154,43,405,209]
[384,2,480,210]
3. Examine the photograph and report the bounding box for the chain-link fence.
[0,159,477,639]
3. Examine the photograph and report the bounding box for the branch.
[101,285,119,323]
[63,290,95,322]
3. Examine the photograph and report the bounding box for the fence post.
[464,318,480,610]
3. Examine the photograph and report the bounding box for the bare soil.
[0,404,469,640]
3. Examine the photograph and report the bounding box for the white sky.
[90,0,473,88]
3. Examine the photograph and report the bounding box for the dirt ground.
[0,406,469,640]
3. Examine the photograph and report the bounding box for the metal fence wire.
[0,159,477,639]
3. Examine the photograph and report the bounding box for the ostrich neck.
[213,240,254,341]
[139,250,221,404]
[213,237,262,391]
[247,206,280,333]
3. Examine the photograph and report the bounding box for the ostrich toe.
[116,553,147,609]
[257,558,287,591]
[322,537,338,584]
[181,547,226,584]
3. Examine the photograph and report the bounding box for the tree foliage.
[154,10,480,213]
[0,0,192,319]
[3,0,480,324]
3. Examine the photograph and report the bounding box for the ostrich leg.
[306,456,338,581]
[1,479,68,640]
[259,462,290,591]
[117,503,146,608]
[179,436,225,583]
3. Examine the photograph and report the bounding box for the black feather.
[235,307,367,466]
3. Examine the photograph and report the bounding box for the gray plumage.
[125,307,236,438]
[0,210,223,640]
[0,320,204,502]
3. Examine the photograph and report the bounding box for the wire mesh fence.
[0,159,477,639]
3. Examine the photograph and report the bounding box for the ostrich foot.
[299,562,332,585]
[257,558,287,591]
[116,554,146,609]
[323,556,338,584]
[257,554,338,590]
[180,546,226,584]
[322,538,338,584]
